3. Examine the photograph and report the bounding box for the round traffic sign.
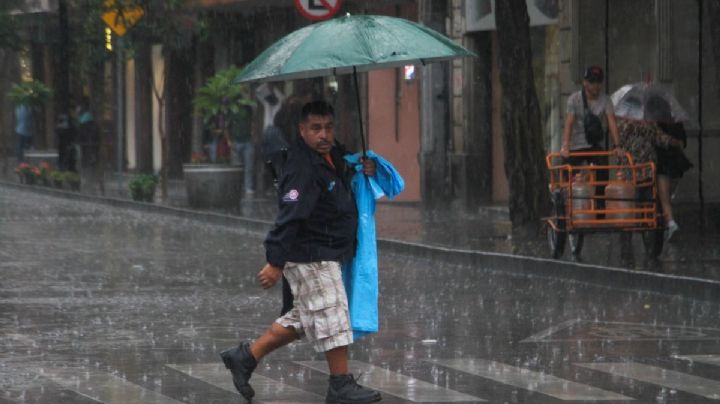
[293,0,343,22]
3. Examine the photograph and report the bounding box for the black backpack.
[581,89,605,147]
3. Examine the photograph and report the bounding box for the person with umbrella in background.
[220,101,380,403]
[612,83,691,242]
[652,98,693,241]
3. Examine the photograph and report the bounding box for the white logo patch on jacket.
[282,189,300,202]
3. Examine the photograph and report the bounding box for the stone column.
[419,0,451,208]
[445,0,495,209]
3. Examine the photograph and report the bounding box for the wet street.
[2,187,720,403]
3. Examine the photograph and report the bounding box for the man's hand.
[560,146,569,158]
[361,157,376,176]
[257,263,282,289]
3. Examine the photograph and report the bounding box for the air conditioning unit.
[466,0,559,32]
[10,0,58,15]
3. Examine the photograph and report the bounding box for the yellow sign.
[102,1,144,37]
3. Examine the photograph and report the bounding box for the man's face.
[583,79,602,97]
[299,114,335,154]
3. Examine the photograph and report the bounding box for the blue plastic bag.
[343,151,404,339]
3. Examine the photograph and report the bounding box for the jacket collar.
[294,138,345,170]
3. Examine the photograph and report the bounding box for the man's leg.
[249,322,298,360]
[16,136,26,162]
[325,345,349,375]
[592,152,608,217]
[326,343,381,403]
[221,323,297,401]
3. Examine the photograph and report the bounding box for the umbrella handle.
[353,66,367,157]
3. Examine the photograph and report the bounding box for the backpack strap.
[581,88,591,115]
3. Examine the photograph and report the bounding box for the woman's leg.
[658,174,673,223]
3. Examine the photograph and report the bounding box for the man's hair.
[300,100,334,122]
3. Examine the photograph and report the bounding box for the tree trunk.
[708,1,720,101]
[494,0,550,231]
[55,0,70,120]
[166,47,194,177]
[0,49,7,174]
[134,43,154,172]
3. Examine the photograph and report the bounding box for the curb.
[377,239,720,300]
[0,181,273,234]
[3,181,719,300]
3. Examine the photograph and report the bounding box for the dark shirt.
[229,109,252,143]
[274,99,304,145]
[77,120,100,146]
[657,122,687,148]
[264,138,358,268]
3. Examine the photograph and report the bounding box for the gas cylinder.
[605,171,636,222]
[571,172,593,225]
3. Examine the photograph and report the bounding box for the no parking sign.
[294,0,343,21]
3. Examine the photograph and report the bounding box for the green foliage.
[63,0,114,92]
[128,173,158,202]
[63,171,80,184]
[193,66,255,129]
[123,0,201,51]
[49,170,65,182]
[8,80,52,107]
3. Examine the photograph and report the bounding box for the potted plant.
[64,171,81,191]
[184,66,254,209]
[8,80,52,108]
[15,162,30,184]
[38,161,51,186]
[50,170,65,188]
[128,173,159,203]
[193,66,255,134]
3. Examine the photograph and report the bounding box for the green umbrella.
[235,14,475,154]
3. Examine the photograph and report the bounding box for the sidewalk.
[2,163,718,283]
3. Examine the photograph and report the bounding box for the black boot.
[219,342,258,401]
[326,374,382,404]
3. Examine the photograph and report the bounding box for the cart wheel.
[548,190,567,259]
[642,229,664,260]
[569,232,585,258]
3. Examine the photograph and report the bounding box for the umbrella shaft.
[353,67,367,157]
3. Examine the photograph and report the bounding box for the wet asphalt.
[1,186,720,403]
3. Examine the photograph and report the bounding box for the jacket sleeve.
[653,126,674,149]
[264,163,321,267]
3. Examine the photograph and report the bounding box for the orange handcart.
[545,150,665,260]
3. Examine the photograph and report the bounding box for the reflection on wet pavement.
[1,187,720,403]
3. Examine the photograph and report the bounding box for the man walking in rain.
[220,100,381,403]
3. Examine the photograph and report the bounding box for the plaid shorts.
[275,261,353,352]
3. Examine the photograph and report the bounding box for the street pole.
[116,45,125,194]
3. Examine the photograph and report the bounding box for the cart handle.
[545,150,635,169]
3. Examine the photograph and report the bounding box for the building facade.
[4,0,718,207]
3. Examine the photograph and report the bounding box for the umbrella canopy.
[235,14,475,83]
[611,82,689,123]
